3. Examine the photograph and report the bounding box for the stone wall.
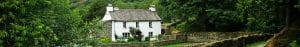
[202,34,273,47]
[185,32,257,43]
[99,40,184,47]
[152,40,184,46]
[99,32,272,47]
[100,21,112,39]
[100,42,150,47]
[153,34,187,46]
[99,34,185,47]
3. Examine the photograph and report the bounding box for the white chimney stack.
[107,4,113,11]
[149,5,156,11]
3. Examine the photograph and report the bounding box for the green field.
[245,41,266,47]
[160,43,191,47]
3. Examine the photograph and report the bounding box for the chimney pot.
[107,4,114,11]
[149,5,156,11]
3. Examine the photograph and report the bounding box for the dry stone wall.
[185,32,257,43]
[203,34,272,47]
[99,32,272,47]
[100,21,112,39]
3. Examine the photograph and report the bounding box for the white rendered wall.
[139,21,161,41]
[111,21,115,42]
[101,13,112,21]
[111,21,161,41]
[152,21,162,36]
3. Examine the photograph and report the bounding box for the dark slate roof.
[109,9,161,21]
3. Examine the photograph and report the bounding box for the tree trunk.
[265,27,300,47]
[265,0,300,47]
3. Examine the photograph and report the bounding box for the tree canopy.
[156,0,298,33]
[1,0,300,47]
[0,0,104,46]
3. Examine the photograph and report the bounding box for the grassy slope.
[160,43,190,47]
[246,41,266,47]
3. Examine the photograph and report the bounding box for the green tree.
[236,0,285,33]
[157,0,286,32]
[112,0,158,9]
[158,0,244,32]
[81,0,109,21]
[0,0,67,46]
[0,0,104,46]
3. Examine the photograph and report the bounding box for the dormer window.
[149,21,152,28]
[123,22,126,28]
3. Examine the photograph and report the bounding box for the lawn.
[245,41,266,47]
[160,43,190,47]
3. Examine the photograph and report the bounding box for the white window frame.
[122,33,130,38]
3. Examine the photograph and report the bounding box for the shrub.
[290,40,299,47]
[127,37,136,42]
[157,34,162,40]
[129,27,143,42]
[145,37,150,41]
[99,37,111,43]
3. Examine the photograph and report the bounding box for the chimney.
[149,5,156,11]
[107,4,113,11]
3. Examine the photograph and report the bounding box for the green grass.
[160,43,190,47]
[245,41,266,47]
[289,40,299,47]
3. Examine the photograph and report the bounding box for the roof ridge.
[109,9,161,21]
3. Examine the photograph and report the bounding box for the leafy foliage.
[289,40,299,47]
[236,0,285,33]
[99,37,111,43]
[0,0,104,46]
[0,0,299,46]
[157,0,291,32]
[112,0,158,9]
[129,27,143,42]
[81,0,109,21]
[144,37,150,41]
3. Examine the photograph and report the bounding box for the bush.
[127,37,136,42]
[290,40,299,47]
[157,34,162,40]
[129,27,143,42]
[99,37,111,43]
[145,37,150,41]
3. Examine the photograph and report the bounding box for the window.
[149,32,153,37]
[149,22,152,28]
[136,22,139,28]
[123,22,126,28]
[122,33,130,38]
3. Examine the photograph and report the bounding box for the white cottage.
[102,4,162,42]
